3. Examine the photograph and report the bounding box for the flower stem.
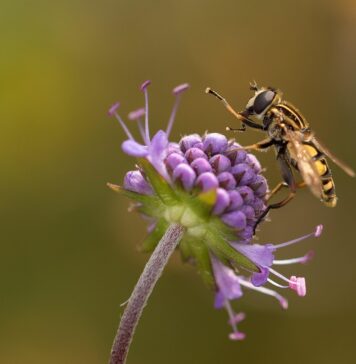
[109,223,185,364]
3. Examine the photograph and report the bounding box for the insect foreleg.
[205,87,264,130]
[240,138,275,152]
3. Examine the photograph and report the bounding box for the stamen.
[273,250,314,265]
[140,80,151,144]
[166,83,190,137]
[267,278,289,289]
[274,225,323,249]
[225,300,246,341]
[140,80,151,91]
[269,268,291,284]
[108,101,120,116]
[229,331,246,341]
[108,102,135,141]
[128,108,147,143]
[239,278,288,309]
[224,300,237,332]
[228,312,246,326]
[224,300,246,340]
[128,108,145,120]
[315,224,323,237]
[173,83,190,95]
[289,276,306,296]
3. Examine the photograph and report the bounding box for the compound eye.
[253,90,275,114]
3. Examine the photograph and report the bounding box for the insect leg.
[240,138,275,151]
[205,87,264,130]
[266,180,305,201]
[270,107,302,131]
[253,155,296,234]
[266,182,288,201]
[226,124,246,133]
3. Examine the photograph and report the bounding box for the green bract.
[109,158,259,287]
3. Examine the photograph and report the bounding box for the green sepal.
[138,158,178,206]
[140,218,169,252]
[107,183,163,218]
[190,239,215,288]
[187,189,217,220]
[209,219,240,243]
[179,236,194,262]
[205,231,259,273]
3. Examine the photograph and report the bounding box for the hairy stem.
[109,223,185,364]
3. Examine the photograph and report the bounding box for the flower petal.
[233,243,275,267]
[251,266,269,286]
[121,140,148,157]
[212,257,243,308]
[124,170,153,195]
[148,130,170,179]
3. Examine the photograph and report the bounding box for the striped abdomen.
[302,144,337,207]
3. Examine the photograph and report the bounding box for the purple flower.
[190,158,212,175]
[172,163,196,191]
[179,134,202,152]
[203,133,228,154]
[124,170,153,195]
[209,154,231,173]
[212,225,323,340]
[108,81,269,241]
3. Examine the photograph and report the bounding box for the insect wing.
[311,137,355,177]
[285,129,323,198]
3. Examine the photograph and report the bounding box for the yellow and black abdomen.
[303,144,337,207]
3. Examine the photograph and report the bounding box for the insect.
[206,82,355,227]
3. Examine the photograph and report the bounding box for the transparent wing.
[311,137,355,177]
[284,129,323,199]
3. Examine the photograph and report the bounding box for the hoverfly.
[206,82,355,226]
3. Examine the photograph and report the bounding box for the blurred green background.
[1,0,356,363]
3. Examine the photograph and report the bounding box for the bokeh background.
[1,0,356,363]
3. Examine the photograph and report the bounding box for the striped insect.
[206,82,355,227]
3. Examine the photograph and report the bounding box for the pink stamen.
[289,276,306,297]
[166,83,190,137]
[173,83,190,95]
[128,108,147,143]
[269,268,291,283]
[267,278,289,289]
[224,300,246,340]
[229,331,246,341]
[239,278,288,309]
[228,312,246,326]
[110,106,135,141]
[274,225,322,249]
[314,224,323,237]
[301,250,315,264]
[278,296,289,310]
[108,101,120,116]
[128,108,145,120]
[273,250,315,265]
[140,80,151,91]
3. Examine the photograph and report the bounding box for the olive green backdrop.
[1,0,355,363]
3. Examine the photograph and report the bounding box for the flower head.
[108,81,323,341]
[108,81,267,241]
